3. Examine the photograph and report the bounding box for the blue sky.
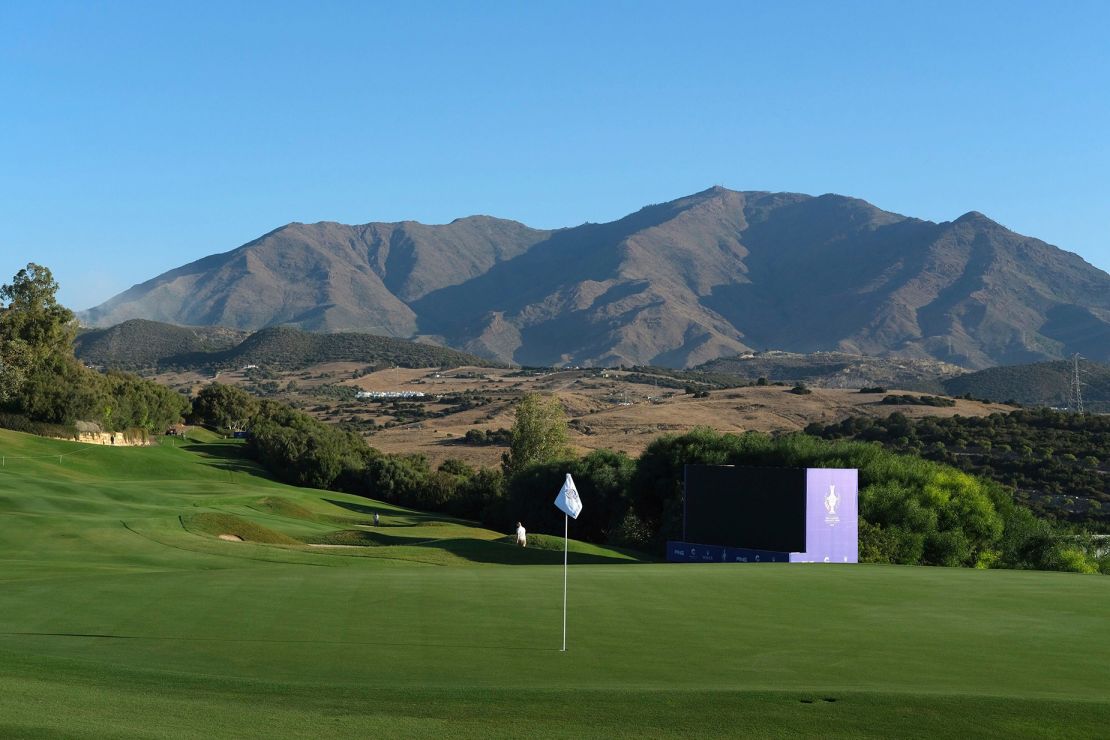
[2,1,1108,310]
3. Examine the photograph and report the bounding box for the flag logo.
[554,473,583,519]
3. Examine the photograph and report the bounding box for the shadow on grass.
[179,442,275,478]
[322,498,472,526]
[425,538,642,565]
[305,528,645,565]
[2,631,560,651]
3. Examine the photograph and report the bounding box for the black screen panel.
[684,465,806,551]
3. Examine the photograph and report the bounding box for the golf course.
[1,428,1107,738]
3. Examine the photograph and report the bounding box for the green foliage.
[611,509,653,550]
[0,264,75,372]
[183,325,495,372]
[0,410,76,439]
[1,264,76,408]
[881,394,956,407]
[622,427,1096,571]
[96,371,190,432]
[362,454,432,506]
[73,320,246,371]
[501,393,572,477]
[943,358,1110,413]
[504,449,634,544]
[248,400,372,490]
[190,383,261,432]
[624,365,746,390]
[0,266,189,434]
[0,336,29,404]
[808,409,1110,530]
[461,427,512,446]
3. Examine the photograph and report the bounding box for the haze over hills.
[81,187,1110,369]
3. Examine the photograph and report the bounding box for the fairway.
[0,430,1107,738]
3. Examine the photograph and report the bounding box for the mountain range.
[80,187,1110,369]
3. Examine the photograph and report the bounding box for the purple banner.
[789,468,858,563]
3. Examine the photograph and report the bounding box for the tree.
[0,336,29,404]
[0,263,75,369]
[501,393,571,477]
[190,383,260,432]
[0,264,75,405]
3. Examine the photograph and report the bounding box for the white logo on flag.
[554,473,583,519]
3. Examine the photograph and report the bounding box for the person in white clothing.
[515,522,527,548]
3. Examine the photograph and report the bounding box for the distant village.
[355,390,426,400]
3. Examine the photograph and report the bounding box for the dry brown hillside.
[156,364,1011,468]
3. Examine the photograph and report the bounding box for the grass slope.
[0,429,1107,737]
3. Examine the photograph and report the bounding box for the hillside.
[0,429,1107,737]
[190,325,498,371]
[161,363,1011,470]
[75,321,497,371]
[74,319,249,369]
[81,216,550,336]
[80,187,1110,370]
[810,409,1110,530]
[693,350,966,391]
[942,358,1110,412]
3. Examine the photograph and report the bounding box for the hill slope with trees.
[807,409,1109,531]
[74,321,497,372]
[941,358,1110,412]
[75,319,248,370]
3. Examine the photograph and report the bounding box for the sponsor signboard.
[668,467,859,564]
[788,468,858,563]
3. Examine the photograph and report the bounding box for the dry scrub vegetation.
[155,364,1011,467]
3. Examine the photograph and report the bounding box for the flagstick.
[562,512,568,652]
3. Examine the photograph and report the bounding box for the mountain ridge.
[80,187,1110,369]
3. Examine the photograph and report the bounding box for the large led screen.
[683,465,806,552]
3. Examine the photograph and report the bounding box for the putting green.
[0,429,1107,738]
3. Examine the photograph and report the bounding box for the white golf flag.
[554,473,583,519]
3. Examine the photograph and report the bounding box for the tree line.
[806,409,1109,531]
[189,383,1107,575]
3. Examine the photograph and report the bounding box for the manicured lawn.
[0,429,1107,737]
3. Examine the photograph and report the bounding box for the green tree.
[0,264,75,370]
[0,336,29,404]
[190,384,260,432]
[501,393,571,477]
[0,264,75,405]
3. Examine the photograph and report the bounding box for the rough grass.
[250,495,321,522]
[182,512,303,545]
